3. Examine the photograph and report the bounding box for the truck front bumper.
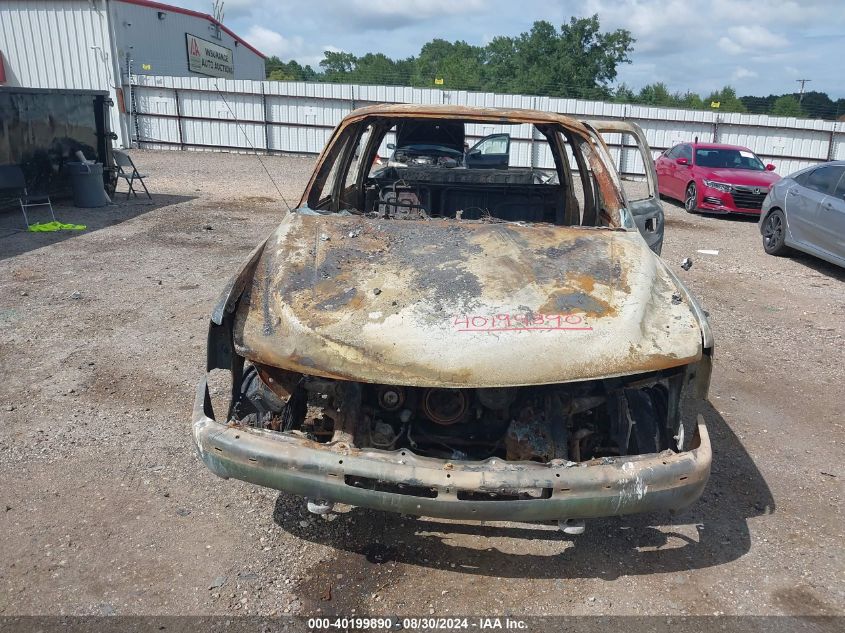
[192,377,711,522]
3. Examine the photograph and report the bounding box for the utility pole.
[796,79,811,104]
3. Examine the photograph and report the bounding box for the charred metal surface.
[330,381,363,446]
[505,408,556,462]
[233,212,702,388]
[192,378,711,521]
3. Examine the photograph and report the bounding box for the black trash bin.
[65,162,111,208]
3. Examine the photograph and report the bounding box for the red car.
[656,142,780,215]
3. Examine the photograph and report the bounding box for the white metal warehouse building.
[0,0,266,147]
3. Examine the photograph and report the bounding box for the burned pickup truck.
[193,104,712,530]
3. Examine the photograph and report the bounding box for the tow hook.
[306,498,334,515]
[558,518,585,535]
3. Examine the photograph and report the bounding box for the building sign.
[186,34,234,79]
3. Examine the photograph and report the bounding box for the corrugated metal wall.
[129,75,845,177]
[0,0,113,90]
[0,0,126,146]
[110,1,265,80]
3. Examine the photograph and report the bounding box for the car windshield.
[695,148,765,171]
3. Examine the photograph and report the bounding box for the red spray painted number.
[452,313,593,332]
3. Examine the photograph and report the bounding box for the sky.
[177,0,845,98]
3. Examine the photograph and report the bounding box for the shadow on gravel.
[788,253,845,282]
[0,193,195,261]
[695,213,760,223]
[273,402,774,582]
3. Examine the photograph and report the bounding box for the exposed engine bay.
[233,363,700,464]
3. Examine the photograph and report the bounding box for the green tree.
[555,15,634,97]
[770,95,806,117]
[412,39,485,90]
[502,17,634,98]
[740,94,776,114]
[264,15,636,99]
[319,51,357,81]
[349,53,411,84]
[797,91,835,119]
[705,86,747,113]
[265,56,316,81]
[484,36,520,92]
[678,90,704,109]
[637,82,675,106]
[611,83,636,103]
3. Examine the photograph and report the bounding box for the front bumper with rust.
[192,377,711,522]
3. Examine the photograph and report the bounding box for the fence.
[127,75,845,178]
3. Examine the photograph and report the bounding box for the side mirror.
[387,143,396,150]
[676,157,689,166]
[468,149,481,158]
[766,163,776,171]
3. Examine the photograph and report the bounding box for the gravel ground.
[0,149,842,619]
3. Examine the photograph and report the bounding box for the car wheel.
[762,208,790,256]
[684,182,698,213]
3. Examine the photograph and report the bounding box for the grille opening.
[731,188,767,210]
[246,366,689,463]
[344,475,437,498]
[456,488,552,501]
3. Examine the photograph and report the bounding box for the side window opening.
[307,127,355,210]
[339,124,375,211]
[617,131,651,203]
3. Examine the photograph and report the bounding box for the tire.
[762,208,790,256]
[684,182,698,214]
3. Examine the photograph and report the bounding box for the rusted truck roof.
[337,103,595,132]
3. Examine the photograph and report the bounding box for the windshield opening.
[304,115,624,229]
[695,148,765,171]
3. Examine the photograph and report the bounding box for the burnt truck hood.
[234,212,703,388]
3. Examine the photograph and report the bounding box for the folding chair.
[0,165,56,228]
[113,150,152,199]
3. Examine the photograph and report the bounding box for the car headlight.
[702,179,732,193]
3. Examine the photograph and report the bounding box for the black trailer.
[0,87,117,201]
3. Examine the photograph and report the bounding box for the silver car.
[759,160,845,267]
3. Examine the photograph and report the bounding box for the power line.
[214,80,294,212]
